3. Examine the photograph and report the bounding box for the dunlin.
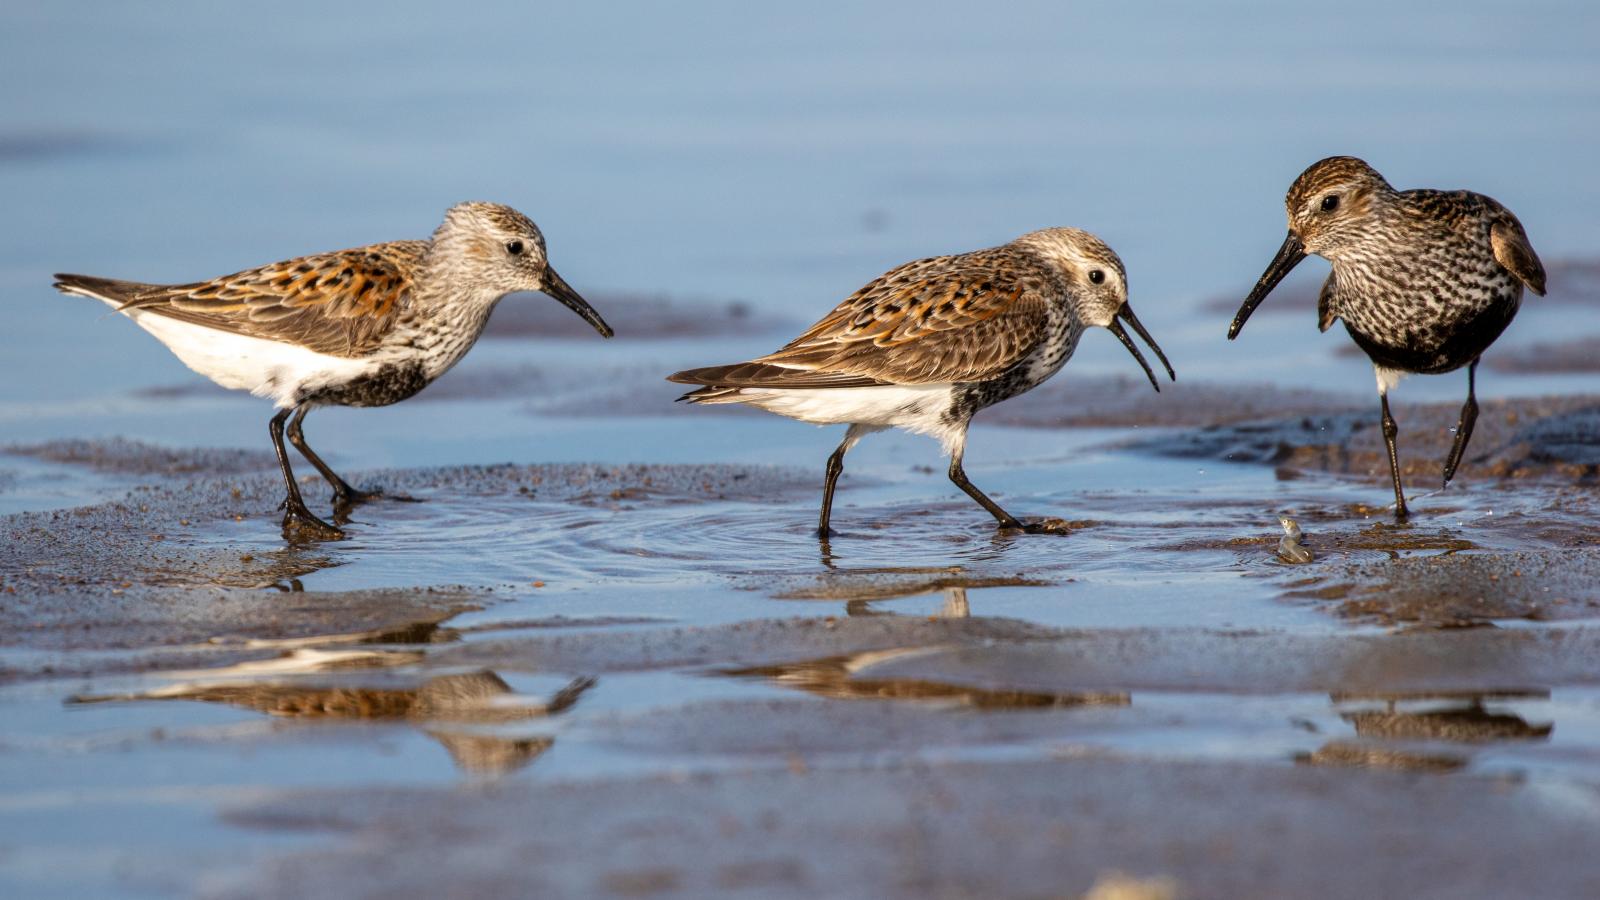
[668,228,1174,535]
[55,202,614,540]
[1228,157,1545,519]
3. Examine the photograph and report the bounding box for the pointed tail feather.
[675,385,751,404]
[666,361,884,390]
[53,273,155,308]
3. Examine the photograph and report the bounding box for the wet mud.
[1129,393,1600,483]
[8,436,1600,897]
[210,755,1600,900]
[0,453,812,683]
[1297,549,1600,627]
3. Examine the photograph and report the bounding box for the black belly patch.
[305,362,429,408]
[946,368,1032,425]
[1345,296,1520,375]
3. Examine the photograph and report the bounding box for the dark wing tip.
[665,365,733,386]
[1527,268,1548,297]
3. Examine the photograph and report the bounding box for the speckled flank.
[311,361,430,408]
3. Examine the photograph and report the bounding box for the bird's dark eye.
[505,240,525,256]
[1088,269,1105,285]
[1320,195,1340,213]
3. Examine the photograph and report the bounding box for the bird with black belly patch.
[55,202,614,541]
[1228,157,1544,520]
[668,227,1174,537]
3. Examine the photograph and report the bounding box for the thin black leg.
[1442,360,1479,487]
[270,408,343,541]
[948,449,1026,530]
[286,404,375,509]
[818,439,848,537]
[1380,394,1408,521]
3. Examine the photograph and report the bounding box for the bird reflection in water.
[73,665,594,776]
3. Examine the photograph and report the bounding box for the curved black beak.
[1109,301,1176,393]
[542,265,614,338]
[1228,231,1305,340]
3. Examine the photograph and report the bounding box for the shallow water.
[4,2,1600,897]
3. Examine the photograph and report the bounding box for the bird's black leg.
[285,404,378,510]
[818,425,870,537]
[818,441,847,538]
[1380,394,1409,521]
[948,448,1027,531]
[1442,360,1479,488]
[270,408,343,541]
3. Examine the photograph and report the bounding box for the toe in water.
[282,506,346,543]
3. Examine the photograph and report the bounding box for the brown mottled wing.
[114,241,427,357]
[1488,210,1546,296]
[754,249,1048,385]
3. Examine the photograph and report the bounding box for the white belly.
[1374,364,1409,396]
[121,307,377,409]
[738,383,967,452]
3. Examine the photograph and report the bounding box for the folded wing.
[670,248,1048,389]
[58,241,427,358]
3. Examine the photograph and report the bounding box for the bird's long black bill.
[1118,302,1175,387]
[543,266,614,338]
[1108,319,1162,393]
[1227,231,1306,340]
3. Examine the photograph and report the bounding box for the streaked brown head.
[1228,156,1394,339]
[432,201,612,338]
[1014,228,1174,391]
[1283,156,1394,256]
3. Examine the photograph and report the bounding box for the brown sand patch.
[1129,394,1600,484]
[1296,549,1600,628]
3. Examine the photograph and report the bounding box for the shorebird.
[55,202,613,540]
[668,228,1174,536]
[1228,157,1545,519]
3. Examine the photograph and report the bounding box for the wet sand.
[207,755,1600,899]
[5,422,1600,898]
[1124,393,1600,483]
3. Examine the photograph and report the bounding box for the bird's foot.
[281,503,345,542]
[332,484,421,517]
[1008,516,1074,535]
